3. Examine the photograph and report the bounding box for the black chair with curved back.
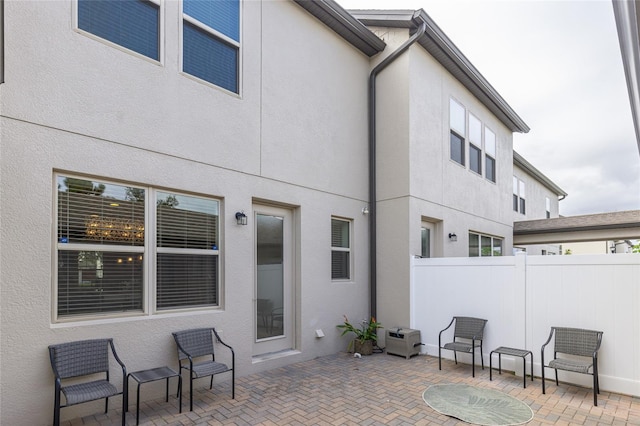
[541,326,603,406]
[172,328,235,411]
[48,338,127,426]
[438,316,487,377]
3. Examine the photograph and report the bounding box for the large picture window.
[331,218,351,280]
[77,0,160,61]
[182,0,240,93]
[55,175,219,321]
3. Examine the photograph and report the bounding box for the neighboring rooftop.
[514,210,640,244]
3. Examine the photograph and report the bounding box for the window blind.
[183,0,239,42]
[183,21,238,93]
[156,192,219,309]
[331,219,350,279]
[57,177,145,317]
[78,0,160,60]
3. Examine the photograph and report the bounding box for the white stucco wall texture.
[0,1,373,423]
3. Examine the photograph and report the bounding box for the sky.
[336,0,640,217]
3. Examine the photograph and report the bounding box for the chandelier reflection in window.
[85,215,145,243]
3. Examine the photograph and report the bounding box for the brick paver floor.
[64,352,640,425]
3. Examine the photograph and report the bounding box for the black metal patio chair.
[438,316,487,377]
[48,338,127,426]
[172,328,235,411]
[541,326,603,406]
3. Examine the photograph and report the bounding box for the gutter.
[368,16,427,319]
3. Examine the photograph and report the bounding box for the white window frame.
[53,173,221,323]
[484,127,496,182]
[180,0,242,94]
[74,0,163,64]
[449,98,466,166]
[331,217,352,281]
[513,176,526,214]
[469,232,503,257]
[468,113,482,175]
[546,196,551,218]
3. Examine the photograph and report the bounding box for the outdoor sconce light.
[448,233,457,242]
[362,206,370,215]
[235,211,247,226]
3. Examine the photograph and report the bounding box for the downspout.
[368,19,427,319]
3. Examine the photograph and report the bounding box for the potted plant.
[337,315,383,355]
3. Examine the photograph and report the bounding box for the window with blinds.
[182,0,240,93]
[156,192,219,310]
[57,176,145,318]
[331,218,351,280]
[77,0,161,61]
[55,175,220,321]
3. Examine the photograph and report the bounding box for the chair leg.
[105,396,109,414]
[232,370,235,399]
[438,347,442,370]
[555,369,559,386]
[53,392,61,426]
[178,375,183,413]
[210,375,214,390]
[480,343,485,370]
[190,375,194,412]
[53,409,60,426]
[541,366,546,394]
[472,349,475,378]
[454,351,458,365]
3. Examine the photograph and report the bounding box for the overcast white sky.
[337,0,640,217]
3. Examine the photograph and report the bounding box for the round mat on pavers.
[422,384,534,425]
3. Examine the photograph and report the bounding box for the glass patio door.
[253,205,294,356]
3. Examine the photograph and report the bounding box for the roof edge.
[350,9,530,133]
[513,151,567,197]
[294,0,386,57]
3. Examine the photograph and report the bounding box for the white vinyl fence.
[410,253,640,397]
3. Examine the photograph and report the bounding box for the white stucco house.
[0,1,566,423]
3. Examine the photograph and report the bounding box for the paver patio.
[63,352,640,425]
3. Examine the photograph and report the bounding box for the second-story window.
[449,98,466,166]
[182,0,240,93]
[468,113,482,175]
[546,197,551,218]
[77,0,161,61]
[513,177,526,214]
[485,127,496,182]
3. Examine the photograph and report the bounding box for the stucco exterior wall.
[374,33,516,329]
[513,163,562,255]
[0,1,372,424]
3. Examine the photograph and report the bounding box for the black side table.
[490,346,534,388]
[127,366,182,425]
